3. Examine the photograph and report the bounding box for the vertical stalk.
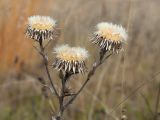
[57,71,72,120]
[63,51,111,110]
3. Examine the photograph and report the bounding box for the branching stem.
[57,71,73,120]
[63,50,112,110]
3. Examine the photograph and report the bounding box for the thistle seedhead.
[92,22,127,53]
[25,15,57,43]
[53,44,89,74]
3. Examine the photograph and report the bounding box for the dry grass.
[0,0,160,120]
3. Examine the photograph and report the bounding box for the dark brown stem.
[58,71,73,119]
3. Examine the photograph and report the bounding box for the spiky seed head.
[92,22,127,53]
[25,15,57,42]
[53,44,89,74]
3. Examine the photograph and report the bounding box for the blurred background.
[0,0,160,120]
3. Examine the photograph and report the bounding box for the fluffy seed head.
[53,45,89,73]
[25,15,57,42]
[92,22,128,53]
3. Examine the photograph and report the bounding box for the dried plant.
[25,15,127,120]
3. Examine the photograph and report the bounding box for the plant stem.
[38,41,59,98]
[57,71,73,120]
[63,51,112,110]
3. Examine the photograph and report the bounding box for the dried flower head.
[25,15,57,42]
[53,45,89,73]
[92,22,127,53]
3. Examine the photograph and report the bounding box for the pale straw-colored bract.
[25,15,57,42]
[53,44,89,73]
[92,22,128,53]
